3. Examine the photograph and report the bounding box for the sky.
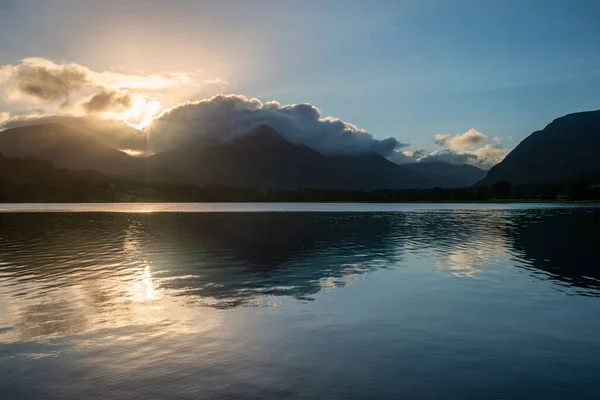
[1,0,600,167]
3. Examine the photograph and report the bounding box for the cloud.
[386,128,508,169]
[418,150,478,165]
[423,128,508,168]
[0,58,218,111]
[1,58,89,103]
[81,89,132,113]
[200,78,228,86]
[434,128,487,151]
[471,144,506,165]
[151,94,407,155]
[0,112,9,125]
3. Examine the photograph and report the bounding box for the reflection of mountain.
[1,209,599,308]
[2,208,600,341]
[117,213,408,307]
[0,213,405,313]
[505,209,600,292]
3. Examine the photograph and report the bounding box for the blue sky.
[1,0,599,159]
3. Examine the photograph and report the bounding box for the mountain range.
[0,123,486,190]
[1,108,599,191]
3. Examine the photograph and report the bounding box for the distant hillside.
[483,110,600,185]
[402,162,486,188]
[0,123,139,176]
[146,125,436,190]
[0,123,488,190]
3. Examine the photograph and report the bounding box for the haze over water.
[1,204,599,399]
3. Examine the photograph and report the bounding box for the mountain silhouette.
[0,123,485,190]
[402,161,486,188]
[0,123,138,176]
[483,110,600,185]
[146,125,439,190]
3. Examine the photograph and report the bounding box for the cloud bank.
[8,60,88,104]
[394,128,507,168]
[0,58,225,127]
[151,94,407,156]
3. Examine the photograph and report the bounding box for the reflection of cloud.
[435,224,507,277]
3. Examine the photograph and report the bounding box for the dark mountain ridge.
[0,123,138,176]
[402,161,487,189]
[0,122,485,190]
[483,110,600,186]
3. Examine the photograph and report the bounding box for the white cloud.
[0,58,224,117]
[434,128,487,151]
[1,58,89,103]
[425,128,508,168]
[472,144,506,165]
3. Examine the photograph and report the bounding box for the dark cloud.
[11,61,88,103]
[152,94,408,156]
[82,89,132,113]
[8,108,45,117]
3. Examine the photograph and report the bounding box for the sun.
[122,97,163,130]
[101,94,163,130]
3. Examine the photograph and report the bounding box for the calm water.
[1,203,599,399]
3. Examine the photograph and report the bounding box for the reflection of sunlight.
[131,265,157,302]
[0,218,222,344]
[120,149,145,157]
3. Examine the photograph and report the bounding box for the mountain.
[0,123,139,176]
[401,162,486,188]
[0,122,485,190]
[483,110,600,186]
[1,116,144,151]
[146,125,434,190]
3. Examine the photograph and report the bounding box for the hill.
[483,110,600,186]
[145,125,436,190]
[0,123,487,190]
[402,162,486,188]
[0,123,139,176]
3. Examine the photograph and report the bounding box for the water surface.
[1,203,599,399]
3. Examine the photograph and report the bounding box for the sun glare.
[102,95,163,130]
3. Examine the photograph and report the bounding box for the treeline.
[1,155,599,202]
[193,181,600,202]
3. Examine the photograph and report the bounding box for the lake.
[1,203,599,399]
